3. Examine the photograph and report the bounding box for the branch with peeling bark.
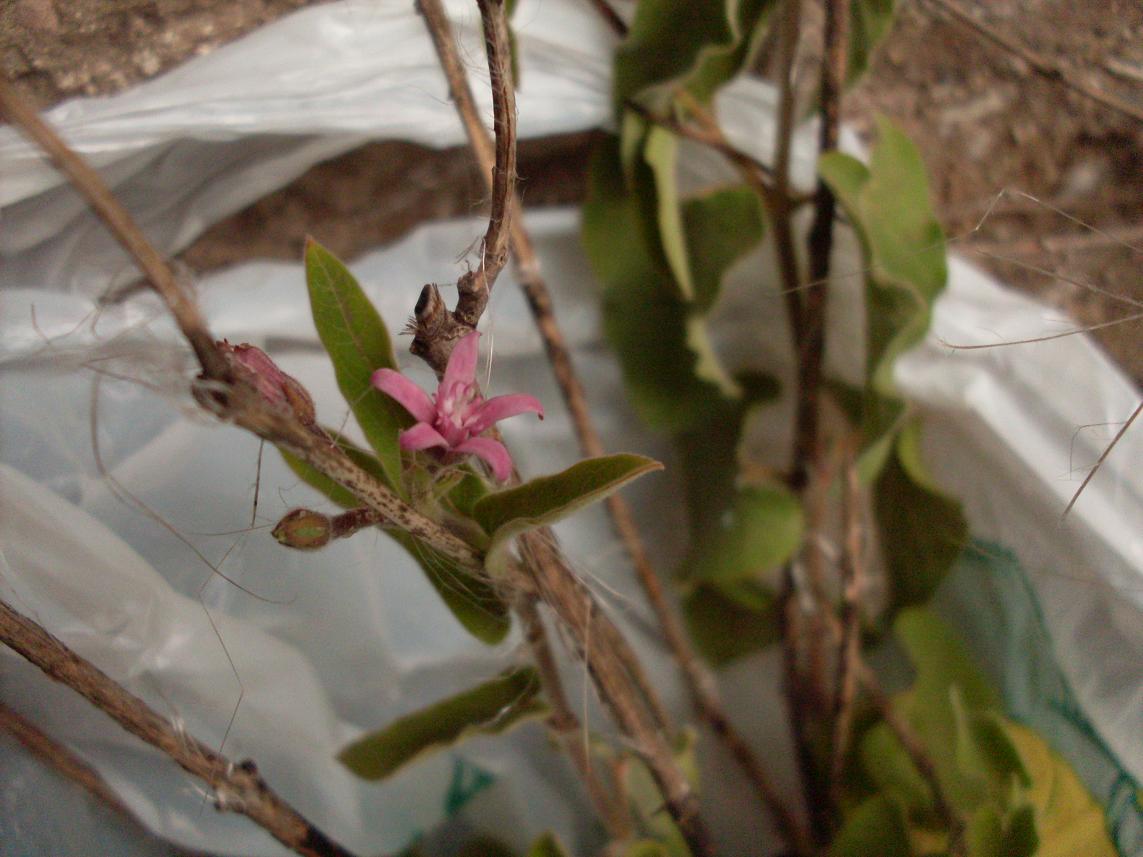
[0,599,359,857]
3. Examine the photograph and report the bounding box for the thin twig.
[0,599,359,857]
[0,83,230,383]
[828,446,863,800]
[585,0,627,37]
[814,599,967,854]
[857,661,967,855]
[769,0,807,364]
[796,0,848,486]
[0,700,139,824]
[517,596,632,841]
[921,0,1143,124]
[410,0,517,370]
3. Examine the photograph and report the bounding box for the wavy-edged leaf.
[830,794,911,857]
[818,117,946,445]
[474,454,663,549]
[304,239,411,491]
[685,482,803,585]
[280,441,511,644]
[683,187,766,314]
[682,581,780,666]
[338,667,547,780]
[847,0,897,86]
[875,420,967,613]
[584,138,748,431]
[614,0,776,113]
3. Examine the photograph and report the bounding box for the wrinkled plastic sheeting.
[2,0,1142,855]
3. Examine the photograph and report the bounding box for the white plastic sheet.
[2,1,1141,855]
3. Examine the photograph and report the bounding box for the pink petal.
[467,394,545,435]
[371,368,435,423]
[454,437,514,482]
[441,331,480,393]
[399,423,449,451]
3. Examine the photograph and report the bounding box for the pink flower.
[371,332,543,481]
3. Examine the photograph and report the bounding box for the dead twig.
[0,700,139,824]
[0,599,359,857]
[410,0,517,371]
[921,0,1143,124]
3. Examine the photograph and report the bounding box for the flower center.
[436,380,481,443]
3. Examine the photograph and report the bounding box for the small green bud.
[272,508,332,550]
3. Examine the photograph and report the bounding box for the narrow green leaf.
[874,420,968,612]
[682,582,780,666]
[304,239,410,491]
[473,454,663,547]
[830,795,911,857]
[644,127,693,300]
[280,440,511,645]
[525,833,571,857]
[338,667,547,781]
[685,483,803,585]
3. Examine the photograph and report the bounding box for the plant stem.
[413,4,715,852]
[0,599,359,857]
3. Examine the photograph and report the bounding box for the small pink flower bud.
[220,341,316,425]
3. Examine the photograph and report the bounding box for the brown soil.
[3,0,1142,383]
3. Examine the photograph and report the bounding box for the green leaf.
[614,0,776,113]
[304,239,411,491]
[818,118,946,453]
[847,0,897,86]
[874,420,968,612]
[685,483,803,585]
[644,126,693,300]
[896,608,999,718]
[830,795,911,857]
[473,454,663,548]
[338,667,547,780]
[859,720,935,815]
[682,187,766,314]
[280,440,511,645]
[584,138,731,432]
[524,833,570,857]
[682,582,780,666]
